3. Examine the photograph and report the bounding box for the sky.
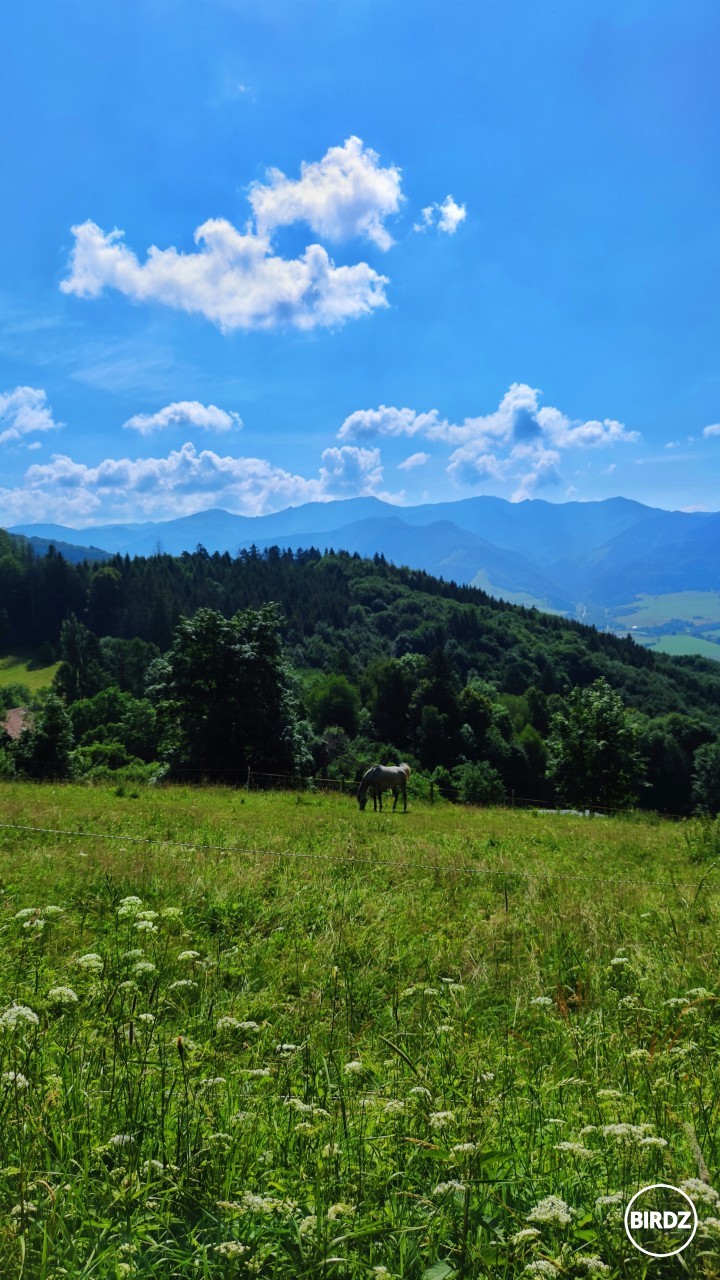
[2,0,720,528]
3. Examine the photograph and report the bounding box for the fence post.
[430,781,434,804]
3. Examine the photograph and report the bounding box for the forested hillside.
[2,527,720,813]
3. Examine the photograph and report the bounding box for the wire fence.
[0,819,716,896]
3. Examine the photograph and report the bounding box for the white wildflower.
[510,1227,541,1244]
[217,1016,242,1032]
[275,1042,301,1054]
[523,1262,559,1277]
[133,961,157,977]
[597,1089,624,1100]
[327,1202,354,1220]
[134,920,158,934]
[299,1215,317,1236]
[437,1023,453,1033]
[168,979,197,991]
[594,1192,624,1208]
[575,1260,610,1275]
[429,1110,455,1128]
[554,1141,593,1158]
[178,950,200,961]
[47,986,78,1005]
[109,1133,134,1147]
[0,1003,39,1028]
[679,1179,719,1207]
[433,1180,466,1195]
[665,997,690,1007]
[610,957,630,966]
[344,1060,364,1074]
[579,1126,597,1137]
[322,1143,341,1158]
[197,1076,226,1091]
[685,987,713,999]
[383,1100,404,1114]
[160,905,183,918]
[243,1068,272,1078]
[136,1012,155,1026]
[423,987,438,996]
[238,1021,260,1031]
[530,996,553,1007]
[2,1071,29,1089]
[215,1242,248,1258]
[410,1086,432,1098]
[639,1136,668,1148]
[628,1048,651,1060]
[449,983,465,993]
[42,905,63,918]
[700,1217,720,1235]
[123,949,144,960]
[527,1195,573,1226]
[601,1123,651,1143]
[15,907,40,919]
[136,909,158,921]
[452,1142,477,1153]
[76,953,103,972]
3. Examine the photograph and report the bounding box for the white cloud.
[397,451,430,471]
[123,400,243,435]
[338,384,638,499]
[338,404,448,441]
[249,136,403,251]
[1,440,393,525]
[61,217,389,333]
[414,194,467,235]
[703,423,720,437]
[0,386,62,446]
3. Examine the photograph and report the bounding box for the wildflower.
[141,1159,165,1175]
[372,1269,392,1278]
[209,1132,232,1145]
[123,948,144,960]
[601,1123,652,1143]
[575,1261,610,1276]
[160,906,183,919]
[215,1242,248,1258]
[327,1202,354,1220]
[275,1042,301,1054]
[527,1195,573,1227]
[295,1121,315,1135]
[429,1111,455,1128]
[178,950,200,961]
[383,1100,404,1114]
[594,1192,623,1208]
[134,920,158,934]
[480,1071,494,1082]
[47,986,78,1005]
[238,1020,259,1031]
[437,1024,453,1033]
[449,983,465,993]
[109,1134,134,1147]
[136,1012,155,1026]
[700,1217,720,1235]
[168,979,197,991]
[452,1142,477,1153]
[9,1202,37,1219]
[0,1003,39,1028]
[322,1143,341,1158]
[118,1264,132,1277]
[23,917,45,931]
[554,1142,593,1158]
[686,987,714,999]
[433,1180,466,1195]
[197,1076,226,1091]
[628,1048,651,1060]
[133,961,157,977]
[217,1016,243,1032]
[639,1136,668,1148]
[597,1089,624,1100]
[118,899,143,918]
[15,907,40,919]
[2,1071,29,1089]
[119,895,143,908]
[544,1118,565,1126]
[530,996,553,1007]
[579,1126,597,1137]
[510,1227,541,1244]
[678,1179,719,1207]
[344,1060,363,1074]
[423,988,439,996]
[610,957,630,966]
[664,996,690,1007]
[619,995,640,1008]
[522,1263,560,1277]
[76,954,103,972]
[118,980,138,992]
[299,1215,317,1236]
[42,905,63,918]
[243,1068,272,1078]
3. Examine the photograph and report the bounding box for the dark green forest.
[2,527,720,814]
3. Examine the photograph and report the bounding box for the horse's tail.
[400,763,411,780]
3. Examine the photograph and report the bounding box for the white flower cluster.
[526,1195,573,1227]
[0,1003,39,1029]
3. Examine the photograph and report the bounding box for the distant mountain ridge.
[8,495,720,627]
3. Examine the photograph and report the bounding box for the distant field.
[0,650,59,692]
[647,634,720,661]
[1,783,719,1278]
[615,590,720,627]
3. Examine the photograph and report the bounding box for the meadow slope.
[0,785,719,1278]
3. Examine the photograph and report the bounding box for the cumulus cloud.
[703,423,720,437]
[338,404,448,441]
[249,136,403,250]
[61,218,389,333]
[0,386,62,446]
[123,400,243,435]
[338,383,638,501]
[0,440,393,525]
[414,194,467,235]
[397,451,430,471]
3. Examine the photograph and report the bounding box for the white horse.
[357,763,411,812]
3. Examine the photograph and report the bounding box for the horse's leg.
[392,786,398,811]
[378,789,382,811]
[402,784,407,812]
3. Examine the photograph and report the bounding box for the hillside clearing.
[0,784,719,1277]
[0,649,60,692]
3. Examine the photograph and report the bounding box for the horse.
[357,763,411,812]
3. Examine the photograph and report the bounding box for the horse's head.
[357,789,368,811]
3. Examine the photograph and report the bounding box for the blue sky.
[2,0,720,527]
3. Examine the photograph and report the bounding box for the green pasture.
[0,650,59,694]
[1,784,719,1278]
[615,591,720,628]
[646,634,720,662]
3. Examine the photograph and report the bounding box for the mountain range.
[8,495,720,645]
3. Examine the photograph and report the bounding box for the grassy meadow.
[0,651,59,695]
[1,784,720,1279]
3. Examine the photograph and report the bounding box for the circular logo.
[624,1183,698,1258]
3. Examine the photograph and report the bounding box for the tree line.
[1,532,720,814]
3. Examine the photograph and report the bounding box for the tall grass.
[0,783,719,1278]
